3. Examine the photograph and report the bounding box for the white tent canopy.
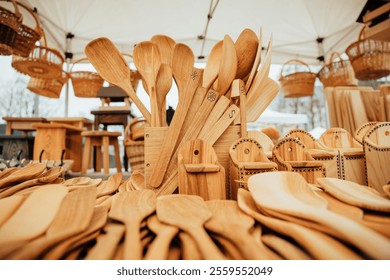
[13,0,367,65]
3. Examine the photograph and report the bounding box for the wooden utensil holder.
[144,125,241,198]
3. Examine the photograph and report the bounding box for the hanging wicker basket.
[124,118,145,172]
[318,52,357,87]
[27,71,69,98]
[11,27,64,79]
[12,0,42,57]
[69,57,104,98]
[346,26,390,81]
[279,59,316,98]
[0,0,22,55]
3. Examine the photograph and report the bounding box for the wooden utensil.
[0,185,68,257]
[43,205,108,260]
[85,37,151,123]
[317,177,390,212]
[85,223,125,260]
[148,44,199,188]
[7,186,97,260]
[156,194,226,259]
[133,41,162,127]
[0,162,46,188]
[215,35,237,96]
[150,34,176,66]
[210,233,245,259]
[237,188,363,260]
[205,200,278,259]
[179,231,202,260]
[261,234,312,260]
[0,195,26,227]
[248,172,390,259]
[156,63,173,127]
[96,173,122,198]
[144,215,179,260]
[245,27,263,91]
[109,190,156,259]
[178,139,225,200]
[234,28,258,80]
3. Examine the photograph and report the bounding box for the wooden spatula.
[261,234,312,260]
[0,195,26,227]
[156,194,226,259]
[85,37,151,123]
[0,162,46,188]
[109,190,156,259]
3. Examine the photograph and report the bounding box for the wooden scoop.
[316,177,390,212]
[156,194,226,259]
[0,162,46,188]
[144,215,179,260]
[234,28,258,80]
[237,188,362,260]
[248,172,390,259]
[150,34,176,66]
[133,41,162,127]
[156,63,173,127]
[205,200,278,259]
[7,186,97,260]
[109,190,156,259]
[85,37,151,123]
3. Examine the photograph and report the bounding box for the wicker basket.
[27,71,69,98]
[12,1,42,57]
[318,52,357,87]
[124,119,145,172]
[128,117,146,141]
[279,59,316,98]
[0,0,22,55]
[346,27,390,81]
[69,57,104,98]
[11,28,64,79]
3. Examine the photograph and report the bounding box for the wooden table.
[32,123,83,172]
[46,117,94,131]
[2,117,47,135]
[91,109,132,171]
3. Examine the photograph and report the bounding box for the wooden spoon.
[234,28,258,80]
[7,186,97,260]
[150,34,176,66]
[0,185,68,256]
[144,215,179,260]
[148,44,198,188]
[156,194,226,259]
[96,173,122,198]
[109,190,156,259]
[129,170,146,190]
[248,172,390,259]
[245,27,263,91]
[179,231,202,260]
[237,188,362,260]
[85,223,125,260]
[85,37,151,123]
[316,177,390,212]
[205,200,278,259]
[133,41,162,127]
[261,234,312,260]
[156,63,173,127]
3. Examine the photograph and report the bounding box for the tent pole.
[64,33,74,117]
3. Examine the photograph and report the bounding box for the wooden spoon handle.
[123,221,143,260]
[144,228,179,260]
[188,227,226,260]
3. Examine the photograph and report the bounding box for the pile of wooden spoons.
[85,28,280,196]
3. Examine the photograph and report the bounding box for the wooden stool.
[81,131,122,174]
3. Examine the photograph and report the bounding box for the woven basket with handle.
[279,59,316,98]
[346,26,390,81]
[69,57,104,98]
[11,27,64,79]
[27,71,69,98]
[12,0,42,57]
[0,0,22,55]
[318,52,357,87]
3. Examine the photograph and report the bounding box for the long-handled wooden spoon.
[150,34,176,67]
[133,41,162,126]
[156,194,226,259]
[248,172,390,259]
[109,190,156,259]
[245,27,263,91]
[234,28,258,80]
[237,188,362,260]
[85,38,151,123]
[156,63,173,127]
